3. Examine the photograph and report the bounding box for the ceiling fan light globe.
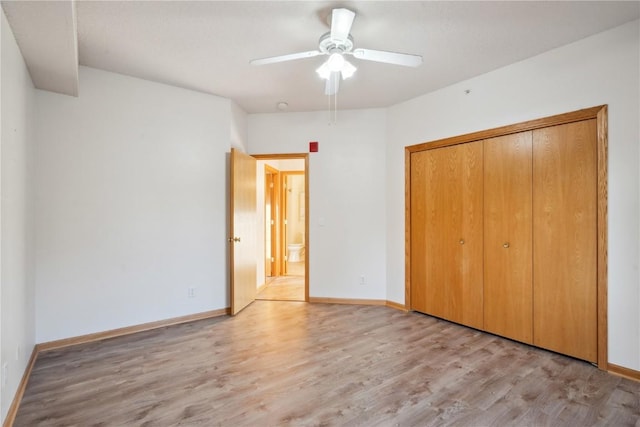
[327,53,345,72]
[341,60,357,79]
[316,62,331,80]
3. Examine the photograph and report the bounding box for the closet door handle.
[459,239,465,245]
[503,242,510,248]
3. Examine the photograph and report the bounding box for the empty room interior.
[1,1,640,425]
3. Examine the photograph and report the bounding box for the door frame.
[281,171,306,275]
[404,105,608,369]
[254,153,309,302]
[264,165,280,277]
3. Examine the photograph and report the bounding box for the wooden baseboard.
[608,363,640,382]
[37,308,230,353]
[3,346,38,427]
[309,297,387,306]
[386,300,408,312]
[309,297,408,311]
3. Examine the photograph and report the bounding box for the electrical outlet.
[2,362,8,388]
[188,287,196,298]
[360,275,366,285]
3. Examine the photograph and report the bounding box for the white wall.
[230,101,247,151]
[35,67,231,343]
[1,9,36,422]
[248,110,387,300]
[386,20,640,370]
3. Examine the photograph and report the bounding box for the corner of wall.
[1,8,39,422]
[0,7,4,423]
[230,100,248,152]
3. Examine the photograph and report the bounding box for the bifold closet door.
[533,120,598,363]
[410,142,483,329]
[483,132,533,344]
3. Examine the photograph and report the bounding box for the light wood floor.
[257,261,305,301]
[14,301,640,426]
[257,275,305,301]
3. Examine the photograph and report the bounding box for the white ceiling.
[2,1,639,114]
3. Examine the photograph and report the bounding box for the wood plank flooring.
[14,301,640,426]
[257,275,304,301]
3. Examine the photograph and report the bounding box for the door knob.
[459,239,465,245]
[503,242,510,248]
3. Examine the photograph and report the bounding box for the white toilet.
[287,243,305,262]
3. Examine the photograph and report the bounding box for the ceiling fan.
[250,8,423,95]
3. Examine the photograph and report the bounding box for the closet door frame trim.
[404,105,608,369]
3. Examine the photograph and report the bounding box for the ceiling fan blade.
[250,50,323,66]
[352,48,423,67]
[325,72,340,95]
[330,8,355,43]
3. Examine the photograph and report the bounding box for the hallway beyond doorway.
[255,154,308,302]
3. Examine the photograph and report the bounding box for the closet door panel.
[423,146,454,321]
[484,132,533,343]
[412,142,483,329]
[457,142,484,329]
[533,119,597,362]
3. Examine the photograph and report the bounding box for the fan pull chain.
[327,90,338,125]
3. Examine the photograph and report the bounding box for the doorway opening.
[254,154,308,302]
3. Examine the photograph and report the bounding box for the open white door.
[230,148,257,315]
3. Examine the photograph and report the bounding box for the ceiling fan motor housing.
[319,32,354,54]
